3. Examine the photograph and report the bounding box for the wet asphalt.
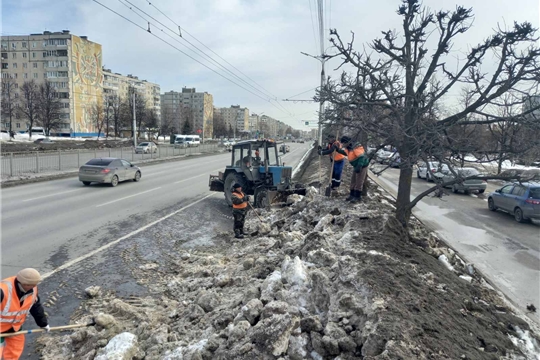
[373,166,540,325]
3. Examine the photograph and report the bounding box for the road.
[1,142,311,278]
[373,166,540,324]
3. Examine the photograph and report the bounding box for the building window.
[10,73,17,79]
[32,42,36,48]
[1,73,8,79]
[1,63,7,69]
[32,63,37,68]
[32,52,36,58]
[16,123,21,128]
[11,42,16,49]
[11,53,16,59]
[1,52,6,59]
[12,63,17,69]
[33,73,38,79]
[23,73,28,79]
[23,63,27,69]
[22,52,27,58]
[22,42,27,48]
[14,92,19,98]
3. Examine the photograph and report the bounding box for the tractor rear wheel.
[224,172,246,207]
[254,187,270,208]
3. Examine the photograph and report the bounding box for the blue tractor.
[209,140,306,207]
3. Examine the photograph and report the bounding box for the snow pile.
[37,178,539,359]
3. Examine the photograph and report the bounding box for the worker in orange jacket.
[0,268,49,360]
[231,183,249,239]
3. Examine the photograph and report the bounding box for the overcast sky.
[2,0,539,130]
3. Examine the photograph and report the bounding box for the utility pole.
[301,52,326,145]
[132,93,137,147]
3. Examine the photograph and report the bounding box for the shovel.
[0,319,96,338]
[325,130,339,197]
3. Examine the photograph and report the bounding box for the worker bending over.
[1,268,49,360]
[231,183,250,239]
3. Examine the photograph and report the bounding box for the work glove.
[317,145,322,151]
[42,325,50,332]
[317,149,322,155]
[244,195,250,202]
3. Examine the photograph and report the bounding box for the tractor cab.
[209,139,304,207]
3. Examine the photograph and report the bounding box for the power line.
[285,87,318,99]
[92,0,289,115]
[120,0,280,104]
[308,0,319,55]
[142,0,295,118]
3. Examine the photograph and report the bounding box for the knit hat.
[233,183,242,189]
[16,268,42,285]
[340,136,351,144]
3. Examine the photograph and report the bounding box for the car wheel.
[464,189,470,195]
[452,185,459,194]
[82,181,91,186]
[427,174,433,182]
[478,189,485,194]
[514,208,527,223]
[110,175,119,187]
[488,198,497,211]
[133,171,141,182]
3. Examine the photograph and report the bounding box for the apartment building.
[215,105,249,135]
[161,87,213,138]
[102,69,161,120]
[1,30,103,136]
[248,113,260,133]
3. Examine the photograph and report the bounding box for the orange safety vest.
[345,145,365,162]
[0,277,37,332]
[328,141,346,162]
[232,191,248,209]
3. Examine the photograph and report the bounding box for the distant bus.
[185,135,200,147]
[170,134,186,144]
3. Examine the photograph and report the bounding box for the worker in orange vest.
[0,268,49,360]
[231,183,249,239]
[318,134,346,190]
[335,136,370,203]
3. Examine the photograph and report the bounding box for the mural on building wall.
[71,36,103,134]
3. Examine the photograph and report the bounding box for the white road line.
[42,193,217,280]
[173,169,222,184]
[96,187,162,207]
[22,189,82,202]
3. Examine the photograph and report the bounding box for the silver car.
[441,167,487,194]
[135,142,158,154]
[78,158,141,187]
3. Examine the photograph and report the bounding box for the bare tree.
[36,80,63,136]
[159,106,174,141]
[19,80,40,139]
[1,78,18,137]
[126,86,148,139]
[181,106,194,135]
[321,0,540,226]
[144,108,159,140]
[213,112,227,138]
[90,101,105,139]
[106,94,123,138]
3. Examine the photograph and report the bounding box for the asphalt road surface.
[1,142,312,278]
[373,166,540,324]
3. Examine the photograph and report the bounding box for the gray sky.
[2,0,539,130]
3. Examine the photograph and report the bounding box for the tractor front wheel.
[254,187,270,208]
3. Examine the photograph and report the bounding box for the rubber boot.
[241,228,249,237]
[234,230,244,239]
[345,190,355,201]
[350,190,362,203]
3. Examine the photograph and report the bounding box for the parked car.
[299,139,305,143]
[488,182,540,223]
[388,154,401,168]
[441,167,487,194]
[185,135,201,147]
[135,142,158,154]
[417,161,449,181]
[78,158,141,187]
[280,144,290,153]
[375,150,394,164]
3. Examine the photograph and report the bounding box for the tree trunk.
[395,164,413,227]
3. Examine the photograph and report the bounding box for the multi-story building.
[214,105,249,137]
[102,69,161,120]
[1,30,103,136]
[248,114,260,133]
[161,87,213,138]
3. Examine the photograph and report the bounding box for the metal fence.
[1,144,220,177]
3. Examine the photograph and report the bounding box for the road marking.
[173,168,223,184]
[96,187,162,207]
[22,189,82,202]
[42,192,217,280]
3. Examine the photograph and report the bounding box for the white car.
[135,142,158,154]
[417,161,449,181]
